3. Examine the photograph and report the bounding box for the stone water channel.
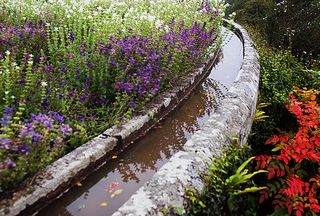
[38,28,243,216]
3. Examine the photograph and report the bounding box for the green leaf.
[232,186,267,195]
[271,146,282,152]
[235,157,255,174]
[176,207,183,215]
[198,200,206,208]
[231,170,268,186]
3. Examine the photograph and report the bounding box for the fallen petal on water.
[78,204,85,210]
[107,182,120,193]
[75,181,82,187]
[100,202,108,207]
[110,189,123,198]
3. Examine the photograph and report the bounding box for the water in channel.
[38,28,243,216]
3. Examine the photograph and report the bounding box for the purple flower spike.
[0,137,12,149]
[1,107,14,126]
[48,111,64,123]
[59,124,72,136]
[129,101,136,109]
[6,157,16,168]
[69,32,75,42]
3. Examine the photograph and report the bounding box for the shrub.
[255,89,320,215]
[246,26,317,148]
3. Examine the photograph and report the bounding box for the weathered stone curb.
[112,21,260,216]
[0,37,219,216]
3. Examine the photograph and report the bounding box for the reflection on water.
[39,82,219,216]
[38,29,243,216]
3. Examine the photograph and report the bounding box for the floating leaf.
[112,156,118,159]
[100,202,108,207]
[75,181,82,187]
[107,182,120,193]
[110,189,123,198]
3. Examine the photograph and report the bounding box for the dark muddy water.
[38,28,243,216]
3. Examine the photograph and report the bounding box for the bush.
[255,89,320,216]
[245,26,317,148]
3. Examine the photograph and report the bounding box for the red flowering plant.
[255,88,320,215]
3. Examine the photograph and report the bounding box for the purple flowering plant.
[0,18,47,61]
[0,109,72,190]
[0,0,225,190]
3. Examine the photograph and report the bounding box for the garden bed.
[0,47,219,216]
[0,0,226,215]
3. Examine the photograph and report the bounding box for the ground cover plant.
[186,143,265,216]
[0,0,227,191]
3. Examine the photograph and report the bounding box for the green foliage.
[229,0,320,57]
[187,144,264,216]
[226,157,267,195]
[253,101,269,124]
[245,26,317,149]
[229,0,274,33]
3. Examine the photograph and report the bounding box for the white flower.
[41,81,48,87]
[147,14,155,22]
[4,91,9,95]
[155,19,163,28]
[5,50,10,55]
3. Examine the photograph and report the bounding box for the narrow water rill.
[38,28,243,216]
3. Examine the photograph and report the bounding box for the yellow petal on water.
[75,181,82,187]
[112,156,118,159]
[110,189,123,198]
[100,202,108,207]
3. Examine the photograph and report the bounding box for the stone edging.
[0,34,220,216]
[112,21,260,216]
